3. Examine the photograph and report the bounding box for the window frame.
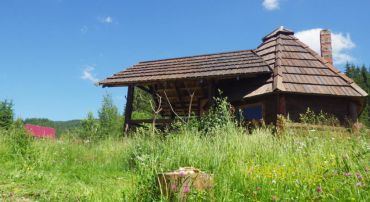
[238,103,265,121]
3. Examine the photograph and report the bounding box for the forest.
[345,63,370,126]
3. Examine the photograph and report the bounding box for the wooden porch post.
[277,94,286,116]
[124,85,134,136]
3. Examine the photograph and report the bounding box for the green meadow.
[0,122,369,201]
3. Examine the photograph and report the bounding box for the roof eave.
[99,71,272,88]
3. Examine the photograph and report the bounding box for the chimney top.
[320,29,333,65]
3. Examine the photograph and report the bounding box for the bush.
[79,112,99,140]
[199,96,233,134]
[68,94,123,141]
[299,108,340,126]
[7,119,34,161]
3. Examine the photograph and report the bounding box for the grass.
[0,123,369,201]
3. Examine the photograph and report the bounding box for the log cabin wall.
[284,94,358,123]
[216,76,277,124]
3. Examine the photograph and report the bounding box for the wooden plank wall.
[285,94,357,123]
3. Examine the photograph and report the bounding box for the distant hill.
[24,118,81,136]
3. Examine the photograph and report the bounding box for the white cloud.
[295,28,356,65]
[98,16,113,24]
[81,65,99,84]
[262,0,279,10]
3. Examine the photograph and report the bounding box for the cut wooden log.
[156,167,213,200]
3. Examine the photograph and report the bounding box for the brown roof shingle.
[252,27,367,97]
[99,50,271,86]
[99,26,367,98]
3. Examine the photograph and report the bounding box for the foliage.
[199,95,233,134]
[0,100,14,129]
[98,93,122,138]
[345,63,370,127]
[132,87,153,119]
[79,112,99,140]
[299,108,340,126]
[7,119,34,160]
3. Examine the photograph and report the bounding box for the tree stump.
[156,167,213,200]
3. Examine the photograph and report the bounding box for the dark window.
[241,105,263,121]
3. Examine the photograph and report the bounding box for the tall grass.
[0,123,369,201]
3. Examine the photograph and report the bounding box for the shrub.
[7,119,34,161]
[299,108,340,126]
[79,112,99,140]
[199,95,233,134]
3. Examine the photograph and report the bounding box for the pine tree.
[345,63,370,127]
[98,94,122,138]
[0,100,14,129]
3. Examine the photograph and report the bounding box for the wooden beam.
[277,94,286,116]
[131,119,173,124]
[123,85,134,136]
[137,85,153,95]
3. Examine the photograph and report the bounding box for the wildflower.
[183,185,190,193]
[171,184,177,191]
[272,180,276,184]
[316,186,322,193]
[356,173,363,181]
[343,172,352,177]
[178,171,186,177]
[356,182,363,187]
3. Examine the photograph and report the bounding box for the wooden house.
[99,27,368,132]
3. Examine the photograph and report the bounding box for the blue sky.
[1,0,370,121]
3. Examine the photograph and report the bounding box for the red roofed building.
[25,124,56,139]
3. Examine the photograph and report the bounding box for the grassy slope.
[0,126,369,201]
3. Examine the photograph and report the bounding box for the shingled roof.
[99,27,368,98]
[250,27,367,98]
[99,50,271,86]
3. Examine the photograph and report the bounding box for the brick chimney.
[320,29,333,65]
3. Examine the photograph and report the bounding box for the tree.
[132,87,154,119]
[345,63,370,127]
[0,100,14,129]
[80,112,99,139]
[98,93,122,137]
